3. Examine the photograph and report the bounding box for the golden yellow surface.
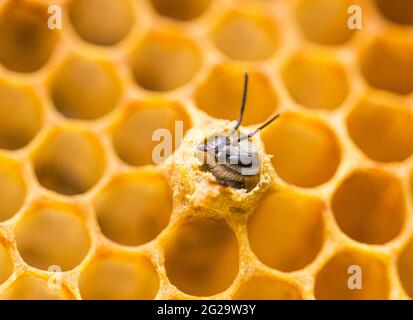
[0,0,412,300]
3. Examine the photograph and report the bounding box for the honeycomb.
[0,0,413,300]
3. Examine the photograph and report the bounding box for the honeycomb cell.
[212,8,279,61]
[195,65,278,125]
[359,35,413,95]
[0,2,57,73]
[332,169,405,245]
[248,189,324,272]
[262,112,340,188]
[295,0,357,45]
[398,237,413,298]
[315,250,389,300]
[15,201,91,271]
[0,156,26,222]
[112,99,191,166]
[164,217,239,296]
[0,275,73,300]
[94,170,172,246]
[79,253,159,300]
[68,0,135,46]
[347,95,413,163]
[32,128,106,195]
[0,81,43,150]
[281,52,349,110]
[150,0,211,21]
[130,30,201,91]
[50,56,122,120]
[232,276,302,300]
[0,242,13,285]
[375,0,413,25]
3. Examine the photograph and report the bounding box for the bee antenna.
[237,113,281,142]
[231,72,249,134]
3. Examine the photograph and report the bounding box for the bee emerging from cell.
[197,72,280,191]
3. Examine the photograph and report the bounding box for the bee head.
[197,71,281,179]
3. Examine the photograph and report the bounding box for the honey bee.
[198,72,280,191]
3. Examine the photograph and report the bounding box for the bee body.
[203,148,259,190]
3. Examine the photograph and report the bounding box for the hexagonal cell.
[150,0,211,21]
[212,8,279,61]
[0,80,43,150]
[262,112,340,188]
[32,127,106,195]
[112,99,191,166]
[79,253,159,300]
[359,35,413,95]
[375,0,413,25]
[281,51,349,110]
[232,276,302,300]
[130,30,201,91]
[0,2,58,73]
[163,216,239,296]
[0,275,74,300]
[94,170,172,246]
[68,0,135,46]
[295,0,357,45]
[314,250,389,300]
[195,65,278,125]
[398,237,413,298]
[332,169,405,245]
[347,95,413,163]
[248,189,324,272]
[15,200,91,271]
[0,156,26,222]
[0,241,13,285]
[49,56,122,120]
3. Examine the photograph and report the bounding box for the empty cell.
[0,242,13,285]
[0,2,58,73]
[359,35,413,95]
[79,253,159,300]
[295,0,357,45]
[32,128,106,195]
[164,217,239,296]
[150,0,211,21]
[281,52,349,110]
[15,201,91,271]
[0,275,73,300]
[212,8,279,61]
[375,0,413,25]
[130,30,201,91]
[112,99,191,166]
[0,156,26,222]
[68,0,135,46]
[332,169,405,245]
[195,65,278,125]
[0,81,43,150]
[347,95,413,163]
[232,276,302,300]
[94,170,172,246]
[262,112,340,188]
[315,250,389,300]
[398,237,413,298]
[248,189,324,272]
[50,57,122,120]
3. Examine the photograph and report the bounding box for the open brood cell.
[0,0,412,300]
